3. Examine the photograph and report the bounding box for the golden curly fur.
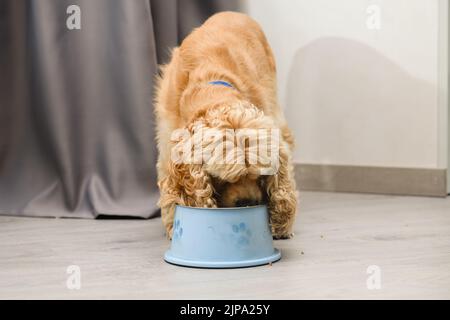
[154,12,298,239]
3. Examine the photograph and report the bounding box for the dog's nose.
[235,198,260,207]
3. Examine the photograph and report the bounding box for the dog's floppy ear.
[165,162,217,208]
[263,134,298,239]
[158,120,217,210]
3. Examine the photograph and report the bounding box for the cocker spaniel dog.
[155,12,297,239]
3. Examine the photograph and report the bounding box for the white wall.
[244,0,446,169]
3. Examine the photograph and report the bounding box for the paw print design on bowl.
[172,219,183,241]
[231,222,252,246]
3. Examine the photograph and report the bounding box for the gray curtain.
[0,0,238,218]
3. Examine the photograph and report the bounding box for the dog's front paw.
[272,231,294,240]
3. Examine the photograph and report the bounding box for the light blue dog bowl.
[164,205,281,268]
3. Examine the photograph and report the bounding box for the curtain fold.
[0,0,239,218]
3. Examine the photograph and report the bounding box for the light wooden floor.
[1,191,449,299]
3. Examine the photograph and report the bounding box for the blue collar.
[208,80,234,89]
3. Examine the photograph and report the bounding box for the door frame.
[437,0,449,193]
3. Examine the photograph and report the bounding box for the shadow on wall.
[285,37,436,169]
